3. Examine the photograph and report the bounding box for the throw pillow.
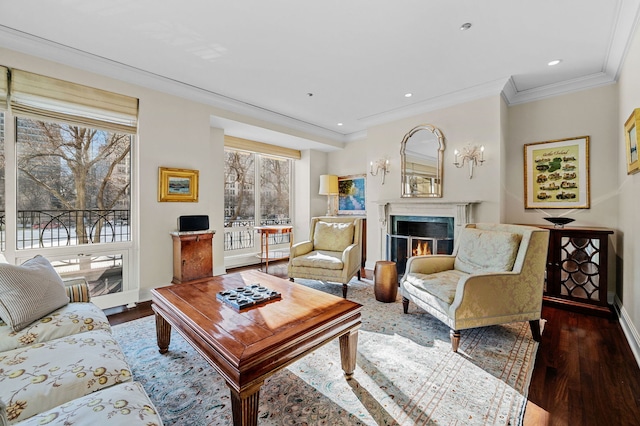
[454,228,522,274]
[0,255,69,332]
[313,221,355,252]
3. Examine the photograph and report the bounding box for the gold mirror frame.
[400,124,445,198]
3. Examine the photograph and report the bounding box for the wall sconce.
[319,174,339,216]
[370,159,390,185]
[453,145,485,179]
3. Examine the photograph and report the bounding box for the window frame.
[223,147,294,267]
[1,111,139,309]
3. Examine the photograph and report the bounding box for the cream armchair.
[288,216,363,298]
[401,223,550,352]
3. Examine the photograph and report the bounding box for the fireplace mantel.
[375,199,481,230]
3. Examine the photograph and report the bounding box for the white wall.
[330,95,504,267]
[505,84,619,229]
[617,20,640,361]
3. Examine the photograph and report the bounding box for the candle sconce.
[370,159,390,184]
[453,145,485,179]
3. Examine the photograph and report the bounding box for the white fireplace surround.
[375,199,481,248]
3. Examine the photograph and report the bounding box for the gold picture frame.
[524,136,590,209]
[158,167,199,202]
[624,108,640,175]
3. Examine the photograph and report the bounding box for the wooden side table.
[254,225,293,274]
[170,230,214,284]
[374,260,398,303]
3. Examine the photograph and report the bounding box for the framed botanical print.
[624,108,640,175]
[524,136,590,209]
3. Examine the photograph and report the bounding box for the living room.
[1,1,640,425]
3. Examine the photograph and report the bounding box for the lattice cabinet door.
[543,226,614,316]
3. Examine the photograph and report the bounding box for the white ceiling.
[1,1,639,151]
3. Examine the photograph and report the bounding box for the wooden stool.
[374,260,398,302]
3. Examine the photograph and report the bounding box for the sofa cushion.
[0,302,111,352]
[16,382,163,426]
[0,255,69,332]
[454,228,522,274]
[289,250,344,270]
[0,329,132,424]
[313,221,354,252]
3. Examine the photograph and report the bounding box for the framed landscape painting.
[524,136,590,209]
[338,174,366,215]
[625,108,640,175]
[158,167,199,202]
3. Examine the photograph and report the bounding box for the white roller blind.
[0,66,8,110]
[224,135,301,160]
[10,69,138,134]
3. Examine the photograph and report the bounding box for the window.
[0,66,138,309]
[224,148,292,260]
[0,112,4,252]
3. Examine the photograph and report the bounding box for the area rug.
[112,278,540,425]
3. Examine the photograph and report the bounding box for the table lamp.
[319,174,339,216]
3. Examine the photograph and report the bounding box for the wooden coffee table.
[151,270,362,426]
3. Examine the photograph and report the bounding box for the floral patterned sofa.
[0,255,163,425]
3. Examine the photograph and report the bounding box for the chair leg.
[342,283,348,299]
[402,297,409,314]
[357,270,361,280]
[450,329,461,352]
[529,319,541,342]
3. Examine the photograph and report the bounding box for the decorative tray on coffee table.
[217,284,281,310]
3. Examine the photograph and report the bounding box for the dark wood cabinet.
[171,230,214,284]
[540,226,613,316]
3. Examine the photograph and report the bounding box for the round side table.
[374,260,398,303]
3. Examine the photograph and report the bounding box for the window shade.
[10,69,138,134]
[224,135,301,159]
[0,66,8,110]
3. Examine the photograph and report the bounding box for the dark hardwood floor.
[107,262,640,425]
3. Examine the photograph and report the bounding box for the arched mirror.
[400,124,445,198]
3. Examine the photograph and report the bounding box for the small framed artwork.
[158,167,199,202]
[338,174,366,215]
[524,136,590,209]
[624,108,640,175]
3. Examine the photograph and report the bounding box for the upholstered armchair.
[288,216,363,298]
[401,223,550,352]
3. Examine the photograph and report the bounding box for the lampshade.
[319,175,339,195]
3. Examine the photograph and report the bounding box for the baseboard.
[614,295,640,368]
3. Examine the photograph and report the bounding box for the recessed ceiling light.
[404,93,413,98]
[460,23,472,31]
[548,59,562,66]
[337,123,343,126]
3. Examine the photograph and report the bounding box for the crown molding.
[0,26,348,145]
[502,72,617,106]
[357,78,511,129]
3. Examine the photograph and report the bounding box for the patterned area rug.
[112,278,540,425]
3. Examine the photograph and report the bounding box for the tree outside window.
[16,118,131,248]
[224,148,291,253]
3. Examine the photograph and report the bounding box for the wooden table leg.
[339,329,358,379]
[229,382,262,426]
[155,311,172,354]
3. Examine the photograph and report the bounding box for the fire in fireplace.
[387,215,454,277]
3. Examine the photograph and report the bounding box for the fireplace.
[387,215,454,276]
[376,199,478,278]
